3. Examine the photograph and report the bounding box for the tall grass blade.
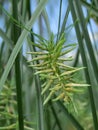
[69,1,98,129]
[50,101,63,130]
[56,100,84,130]
[74,0,98,83]
[81,0,98,17]
[12,0,24,129]
[60,5,70,36]
[57,0,62,42]
[0,29,13,50]
[0,0,48,93]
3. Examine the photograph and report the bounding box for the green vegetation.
[0,0,98,130]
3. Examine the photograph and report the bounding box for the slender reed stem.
[57,0,62,42]
[75,0,98,83]
[12,0,24,129]
[50,101,63,130]
[28,1,45,129]
[56,100,84,130]
[69,1,98,129]
[73,48,79,67]
[60,5,70,36]
[35,75,45,130]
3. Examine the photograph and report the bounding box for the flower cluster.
[28,33,87,105]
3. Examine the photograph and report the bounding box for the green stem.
[12,0,24,129]
[57,0,62,42]
[87,14,98,54]
[56,100,84,130]
[69,1,98,129]
[50,101,63,130]
[73,48,79,67]
[75,0,98,83]
[81,0,98,17]
[35,75,45,130]
[0,41,4,71]
[0,0,48,93]
[28,1,44,129]
[31,39,44,130]
[60,5,70,36]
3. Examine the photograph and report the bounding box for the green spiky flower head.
[28,33,88,105]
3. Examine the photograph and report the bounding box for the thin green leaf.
[0,0,48,92]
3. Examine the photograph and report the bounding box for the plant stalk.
[69,1,98,129]
[12,0,24,129]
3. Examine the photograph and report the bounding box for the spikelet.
[28,33,89,105]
